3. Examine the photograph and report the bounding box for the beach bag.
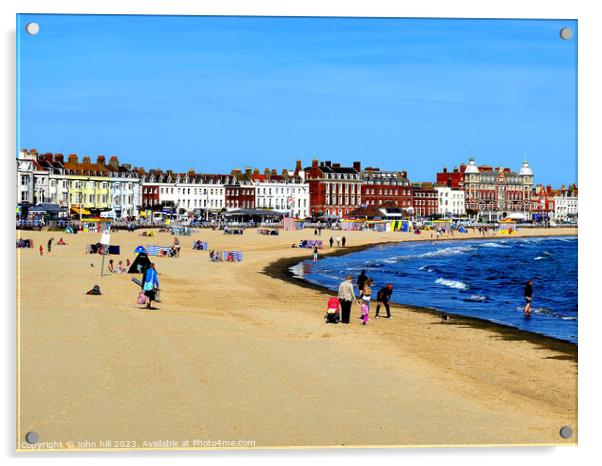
[86,285,101,295]
[154,289,161,303]
[137,291,146,305]
[143,280,154,291]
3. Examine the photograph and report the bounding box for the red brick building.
[412,183,438,218]
[436,165,466,189]
[228,168,256,209]
[304,160,362,218]
[531,184,556,222]
[361,168,412,209]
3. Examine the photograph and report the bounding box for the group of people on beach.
[108,258,131,273]
[326,270,394,325]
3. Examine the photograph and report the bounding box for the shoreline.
[263,233,578,356]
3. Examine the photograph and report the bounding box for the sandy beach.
[16,227,577,450]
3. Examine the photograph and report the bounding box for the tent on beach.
[128,252,152,273]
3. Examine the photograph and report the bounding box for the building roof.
[519,160,533,176]
[464,157,479,174]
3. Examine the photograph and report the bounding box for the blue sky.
[17,15,577,185]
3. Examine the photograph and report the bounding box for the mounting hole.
[559,27,572,40]
[25,431,39,444]
[25,22,40,36]
[559,425,573,439]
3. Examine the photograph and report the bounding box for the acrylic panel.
[16,14,577,451]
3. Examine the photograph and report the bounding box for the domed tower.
[519,159,533,186]
[519,159,534,216]
[464,157,480,182]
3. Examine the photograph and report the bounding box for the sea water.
[293,236,577,343]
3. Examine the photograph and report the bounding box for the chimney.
[54,153,64,164]
[123,163,131,170]
[108,156,119,170]
[188,168,195,175]
[312,159,319,168]
[30,149,38,155]
[97,155,106,165]
[253,168,260,175]
[271,169,277,176]
[82,156,91,165]
[282,169,288,176]
[442,167,447,173]
[245,166,252,176]
[333,163,340,168]
[353,161,361,172]
[264,168,271,176]
[325,161,332,167]
[400,170,408,179]
[68,154,78,164]
[295,160,302,173]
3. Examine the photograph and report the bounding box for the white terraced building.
[553,187,578,222]
[141,170,232,215]
[435,186,466,217]
[250,167,310,218]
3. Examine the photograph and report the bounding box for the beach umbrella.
[134,245,146,254]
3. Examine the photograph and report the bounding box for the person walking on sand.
[141,263,160,310]
[342,236,346,247]
[338,275,357,324]
[329,236,334,248]
[524,279,533,317]
[39,244,43,256]
[47,237,54,255]
[360,300,370,325]
[375,284,394,319]
[313,245,319,263]
[336,236,341,247]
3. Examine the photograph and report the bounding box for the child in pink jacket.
[361,301,370,325]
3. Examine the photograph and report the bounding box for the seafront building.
[360,168,413,210]
[16,149,47,204]
[437,157,534,221]
[434,186,466,217]
[17,149,576,223]
[553,185,578,222]
[411,183,439,218]
[248,165,310,218]
[140,169,231,216]
[304,160,363,218]
[18,149,141,218]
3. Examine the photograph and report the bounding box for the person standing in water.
[313,245,319,263]
[524,280,533,317]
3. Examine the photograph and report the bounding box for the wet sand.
[16,227,577,450]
